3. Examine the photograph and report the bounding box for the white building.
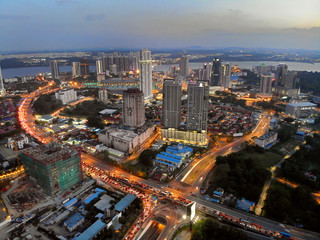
[161,128,208,147]
[98,88,108,103]
[285,102,316,118]
[72,62,81,77]
[96,60,103,74]
[221,64,231,89]
[55,88,77,105]
[0,66,6,96]
[98,125,155,154]
[255,131,278,149]
[139,49,153,100]
[7,134,29,150]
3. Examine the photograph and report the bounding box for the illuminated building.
[19,143,82,196]
[285,102,316,118]
[0,66,5,96]
[123,88,145,127]
[139,49,153,100]
[161,128,208,146]
[50,60,60,79]
[72,62,81,77]
[186,81,209,132]
[179,55,189,77]
[162,79,181,129]
[96,60,103,74]
[80,59,90,76]
[260,75,272,96]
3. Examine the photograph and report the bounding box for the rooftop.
[72,219,106,240]
[99,109,117,115]
[94,194,114,212]
[156,153,181,164]
[154,159,175,167]
[64,212,84,228]
[287,102,316,107]
[258,131,277,140]
[115,194,136,212]
[19,143,79,166]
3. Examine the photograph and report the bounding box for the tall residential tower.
[139,49,153,100]
[179,55,189,77]
[123,88,145,127]
[0,66,5,96]
[49,60,60,79]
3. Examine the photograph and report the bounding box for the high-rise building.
[19,143,82,196]
[0,66,6,96]
[179,55,189,77]
[55,88,77,105]
[211,58,221,86]
[162,79,182,129]
[123,88,145,127]
[199,63,212,81]
[260,75,272,95]
[186,81,209,132]
[80,59,90,76]
[96,60,103,74]
[72,62,81,77]
[139,49,153,100]
[98,88,108,103]
[49,60,60,79]
[275,64,288,87]
[273,64,299,97]
[221,64,231,89]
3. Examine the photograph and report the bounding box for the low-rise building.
[154,152,183,172]
[64,212,84,232]
[166,144,193,159]
[115,194,137,213]
[255,131,278,149]
[161,128,208,147]
[73,219,106,240]
[285,102,316,118]
[7,133,29,150]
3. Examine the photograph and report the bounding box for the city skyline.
[1,0,320,52]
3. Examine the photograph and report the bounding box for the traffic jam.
[82,162,295,240]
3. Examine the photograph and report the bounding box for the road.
[18,87,320,240]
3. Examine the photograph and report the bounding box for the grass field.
[240,150,283,169]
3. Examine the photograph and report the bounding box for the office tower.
[49,60,60,79]
[162,79,182,129]
[284,71,298,89]
[221,64,231,89]
[98,88,108,103]
[72,62,81,77]
[19,143,82,196]
[199,63,211,81]
[96,60,103,74]
[179,55,189,77]
[139,49,153,100]
[80,59,90,76]
[275,64,288,87]
[186,81,209,132]
[0,66,5,96]
[211,58,221,86]
[260,75,272,95]
[123,88,145,127]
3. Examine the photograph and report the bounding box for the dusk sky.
[1,0,319,52]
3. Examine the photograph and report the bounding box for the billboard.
[186,202,196,221]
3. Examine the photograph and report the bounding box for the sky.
[0,0,320,52]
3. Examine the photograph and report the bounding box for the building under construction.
[19,143,82,196]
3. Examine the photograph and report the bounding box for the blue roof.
[64,197,77,207]
[64,212,84,228]
[73,219,106,240]
[161,152,182,160]
[95,188,105,193]
[154,159,175,167]
[156,153,181,164]
[84,192,101,204]
[211,198,219,203]
[213,191,223,196]
[236,199,255,212]
[167,144,193,154]
[115,194,137,212]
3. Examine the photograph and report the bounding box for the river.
[1,61,319,78]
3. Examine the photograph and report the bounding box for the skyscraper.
[211,58,221,86]
[49,60,59,79]
[98,88,108,103]
[186,81,209,132]
[162,79,182,129]
[139,49,153,100]
[260,75,272,95]
[96,60,103,74]
[0,66,6,96]
[221,64,231,89]
[179,55,189,77]
[123,88,145,127]
[199,63,212,81]
[80,59,90,76]
[72,62,81,77]
[275,64,288,87]
[273,64,299,97]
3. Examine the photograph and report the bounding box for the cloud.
[85,14,107,21]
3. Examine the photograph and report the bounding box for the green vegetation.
[87,115,104,129]
[278,124,297,143]
[33,93,62,114]
[263,181,320,232]
[211,91,246,108]
[210,146,276,202]
[276,134,320,190]
[298,71,320,96]
[191,218,248,240]
[138,149,157,167]
[62,99,108,117]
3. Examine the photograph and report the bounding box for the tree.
[87,116,104,129]
[139,149,156,167]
